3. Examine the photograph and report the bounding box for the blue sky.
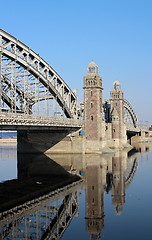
[0,0,152,123]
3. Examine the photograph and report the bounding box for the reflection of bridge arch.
[0,180,83,240]
[124,99,138,128]
[124,158,138,187]
[0,29,77,118]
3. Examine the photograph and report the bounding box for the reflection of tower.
[84,61,103,141]
[112,154,125,215]
[85,158,104,239]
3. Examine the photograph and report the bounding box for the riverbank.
[0,139,17,144]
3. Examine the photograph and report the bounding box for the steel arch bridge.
[0,29,138,130]
[0,29,77,118]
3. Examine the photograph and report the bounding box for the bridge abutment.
[130,130,152,144]
[17,129,74,154]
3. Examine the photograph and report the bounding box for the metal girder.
[1,74,33,112]
[0,29,78,118]
[123,99,138,128]
[1,74,53,108]
[2,90,20,110]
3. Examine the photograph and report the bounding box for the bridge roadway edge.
[0,113,83,153]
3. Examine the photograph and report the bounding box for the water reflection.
[84,151,136,239]
[49,143,152,239]
[0,143,152,239]
[0,144,17,182]
[0,180,82,240]
[17,153,74,179]
[0,151,82,240]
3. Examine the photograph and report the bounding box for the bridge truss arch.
[123,99,138,128]
[0,29,77,118]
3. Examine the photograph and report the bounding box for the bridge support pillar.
[17,129,73,154]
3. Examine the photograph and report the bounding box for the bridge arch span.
[0,29,77,118]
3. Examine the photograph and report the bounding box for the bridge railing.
[125,123,140,132]
[0,112,84,127]
[125,123,150,131]
[136,124,150,130]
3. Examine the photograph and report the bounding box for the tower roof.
[88,61,98,68]
[87,61,98,74]
[113,80,121,90]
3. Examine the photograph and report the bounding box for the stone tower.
[110,81,127,148]
[110,81,124,139]
[84,62,103,141]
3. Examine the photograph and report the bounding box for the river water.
[0,143,152,240]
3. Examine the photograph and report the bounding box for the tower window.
[89,67,95,73]
[90,102,93,108]
[91,115,94,121]
[90,90,93,96]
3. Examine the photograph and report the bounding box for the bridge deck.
[0,113,83,130]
